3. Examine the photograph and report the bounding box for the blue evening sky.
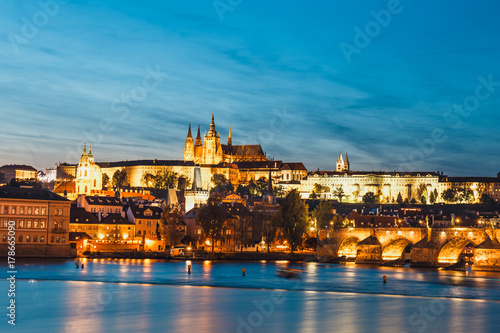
[1,0,499,176]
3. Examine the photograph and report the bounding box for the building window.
[56,237,60,243]
[147,221,151,227]
[41,208,46,215]
[2,220,7,228]
[35,208,39,215]
[12,207,16,214]
[40,236,45,243]
[138,230,141,235]
[28,207,32,215]
[26,235,31,242]
[20,207,24,214]
[40,221,46,228]
[62,237,66,243]
[50,236,54,243]
[27,221,32,228]
[2,235,6,242]
[4,206,8,214]
[19,220,24,228]
[34,221,39,228]
[33,236,38,242]
[18,235,23,243]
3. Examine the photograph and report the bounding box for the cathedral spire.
[228,125,232,146]
[82,143,87,156]
[336,152,344,172]
[187,122,192,138]
[343,153,350,171]
[208,112,216,136]
[88,145,93,157]
[195,125,202,146]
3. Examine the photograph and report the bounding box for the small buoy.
[81,264,84,269]
[383,275,387,284]
[188,264,191,274]
[242,268,246,276]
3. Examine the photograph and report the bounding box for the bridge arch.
[337,236,359,258]
[437,237,475,264]
[382,238,412,261]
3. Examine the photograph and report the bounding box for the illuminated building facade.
[0,187,71,257]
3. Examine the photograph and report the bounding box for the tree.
[196,195,228,253]
[442,189,457,203]
[312,201,334,229]
[331,214,349,227]
[480,193,492,203]
[177,176,191,191]
[279,189,308,253]
[333,186,345,203]
[102,173,110,189]
[236,184,251,197]
[429,191,436,204]
[459,188,473,203]
[362,192,377,204]
[410,198,417,204]
[153,170,179,189]
[211,174,234,194]
[396,192,403,204]
[112,169,129,188]
[421,196,427,205]
[141,172,155,187]
[160,204,185,249]
[351,190,360,202]
[433,189,439,203]
[0,172,5,184]
[256,177,268,196]
[234,214,253,252]
[273,185,285,198]
[256,208,279,252]
[415,183,427,203]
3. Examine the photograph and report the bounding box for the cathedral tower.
[343,153,350,171]
[183,123,195,162]
[203,113,223,164]
[336,152,344,172]
[194,125,204,164]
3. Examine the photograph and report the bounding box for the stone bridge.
[318,227,500,271]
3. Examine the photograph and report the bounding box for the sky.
[1,0,500,176]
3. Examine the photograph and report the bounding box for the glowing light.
[441,231,446,236]
[186,260,192,266]
[98,234,104,240]
[123,234,128,239]
[310,227,315,231]
[398,230,402,235]
[187,246,192,251]
[205,240,211,246]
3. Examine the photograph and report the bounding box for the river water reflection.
[1,259,499,332]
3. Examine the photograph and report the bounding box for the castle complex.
[46,114,500,204]
[183,114,267,164]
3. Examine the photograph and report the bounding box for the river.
[1,259,499,332]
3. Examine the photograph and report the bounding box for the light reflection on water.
[1,260,500,332]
